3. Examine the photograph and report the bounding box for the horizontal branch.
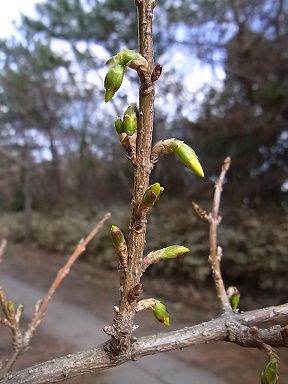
[2,303,288,384]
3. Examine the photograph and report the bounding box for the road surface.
[0,272,225,384]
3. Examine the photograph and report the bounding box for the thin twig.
[0,351,21,377]
[1,302,288,384]
[109,0,156,355]
[142,250,163,272]
[26,212,111,337]
[212,157,231,220]
[0,240,7,264]
[1,212,111,374]
[194,158,232,313]
[208,157,231,313]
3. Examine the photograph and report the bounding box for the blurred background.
[0,0,287,312]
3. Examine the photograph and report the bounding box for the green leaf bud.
[105,56,117,65]
[261,353,280,384]
[175,143,204,177]
[111,225,125,248]
[227,286,240,310]
[106,50,148,72]
[162,245,190,260]
[104,64,125,102]
[142,183,164,208]
[114,117,124,134]
[115,49,140,66]
[122,104,138,135]
[152,301,170,326]
[123,114,137,135]
[230,293,240,310]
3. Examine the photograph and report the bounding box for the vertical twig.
[0,240,7,264]
[193,157,232,313]
[208,157,232,313]
[109,0,156,354]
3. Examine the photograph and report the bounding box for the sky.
[0,0,225,122]
[0,0,40,38]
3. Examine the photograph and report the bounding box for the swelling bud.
[114,49,140,66]
[114,117,124,134]
[227,286,240,310]
[142,182,164,208]
[104,64,125,102]
[111,225,125,248]
[162,245,190,260]
[152,301,170,326]
[122,104,138,135]
[175,143,204,177]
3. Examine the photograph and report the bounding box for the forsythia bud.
[175,143,204,177]
[122,104,138,135]
[114,49,140,66]
[162,138,183,153]
[111,225,125,248]
[142,182,164,208]
[106,49,148,69]
[261,352,280,384]
[162,245,190,259]
[227,286,240,310]
[114,117,124,134]
[152,301,170,326]
[104,64,125,102]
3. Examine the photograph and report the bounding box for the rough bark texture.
[109,0,156,354]
[1,303,288,384]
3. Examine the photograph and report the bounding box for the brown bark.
[108,0,156,354]
[1,303,288,384]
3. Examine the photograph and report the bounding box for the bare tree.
[0,1,287,384]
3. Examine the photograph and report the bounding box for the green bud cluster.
[114,104,138,136]
[142,182,164,208]
[152,301,170,326]
[104,49,147,102]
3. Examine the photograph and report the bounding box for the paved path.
[0,273,226,384]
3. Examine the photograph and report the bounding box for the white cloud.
[0,0,42,38]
